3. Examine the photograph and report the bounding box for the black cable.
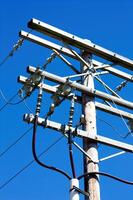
[68,129,76,178]
[0,127,33,159]
[0,135,64,190]
[32,115,71,180]
[32,86,71,180]
[67,95,76,178]
[78,171,133,185]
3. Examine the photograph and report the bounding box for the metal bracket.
[70,186,90,198]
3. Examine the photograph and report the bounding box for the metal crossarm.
[28,18,133,71]
[18,75,133,120]
[23,114,133,153]
[27,66,133,109]
[19,31,133,82]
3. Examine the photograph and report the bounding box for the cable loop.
[32,85,71,180]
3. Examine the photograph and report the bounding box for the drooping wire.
[67,94,76,178]
[0,135,64,190]
[0,127,33,159]
[32,84,71,180]
[0,92,19,112]
[0,89,27,106]
[78,171,133,185]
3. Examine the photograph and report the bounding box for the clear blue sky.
[0,0,133,200]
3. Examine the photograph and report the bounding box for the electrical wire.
[32,86,71,180]
[95,72,132,136]
[32,115,71,180]
[0,90,27,113]
[23,99,33,113]
[0,30,32,68]
[0,92,18,112]
[78,171,133,185]
[97,116,131,138]
[0,127,33,159]
[0,135,64,190]
[52,49,80,74]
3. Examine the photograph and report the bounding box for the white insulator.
[70,179,79,200]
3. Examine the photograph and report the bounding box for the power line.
[0,30,32,68]
[97,116,131,139]
[0,135,64,190]
[0,92,18,112]
[0,127,33,159]
[78,171,133,185]
[0,89,27,106]
[95,72,132,135]
[0,90,28,112]
[22,99,33,113]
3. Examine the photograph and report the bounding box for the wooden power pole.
[81,51,100,200]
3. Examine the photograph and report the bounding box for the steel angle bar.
[93,60,133,82]
[23,114,98,163]
[95,102,133,120]
[19,31,133,81]
[19,31,77,60]
[28,18,133,71]
[99,151,126,162]
[24,114,133,153]
[27,66,133,109]
[52,49,80,74]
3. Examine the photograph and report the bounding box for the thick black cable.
[0,135,64,190]
[0,127,33,159]
[78,171,133,185]
[32,115,71,180]
[67,95,76,178]
[68,129,76,178]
